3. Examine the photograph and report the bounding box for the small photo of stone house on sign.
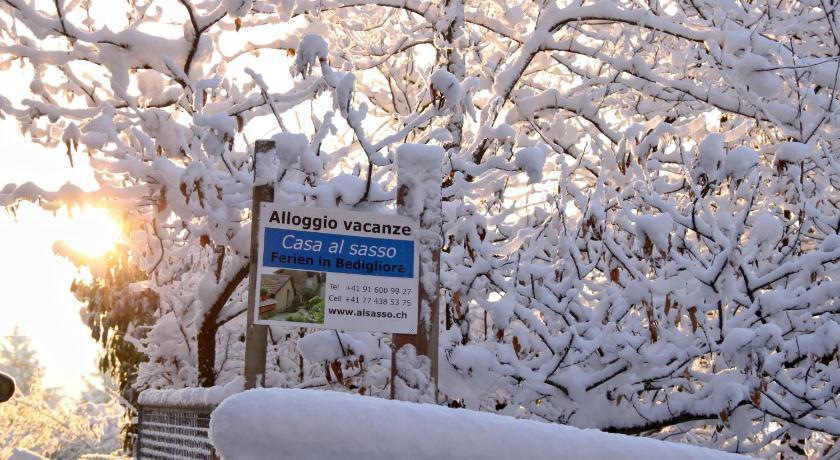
[259,269,326,324]
[259,271,297,316]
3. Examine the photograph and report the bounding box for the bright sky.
[0,117,104,396]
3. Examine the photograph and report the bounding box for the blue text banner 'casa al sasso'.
[262,228,414,278]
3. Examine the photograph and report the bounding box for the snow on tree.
[71,253,158,451]
[0,0,839,456]
[0,332,122,459]
[0,326,45,396]
[0,378,123,459]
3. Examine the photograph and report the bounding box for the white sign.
[253,204,419,334]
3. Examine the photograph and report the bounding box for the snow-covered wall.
[209,389,744,460]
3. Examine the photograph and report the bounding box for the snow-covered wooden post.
[244,139,275,389]
[390,144,443,402]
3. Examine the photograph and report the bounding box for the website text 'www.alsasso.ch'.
[327,308,408,319]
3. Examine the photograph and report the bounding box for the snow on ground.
[209,389,745,460]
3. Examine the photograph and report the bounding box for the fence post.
[135,407,143,458]
[244,139,275,390]
[390,145,443,402]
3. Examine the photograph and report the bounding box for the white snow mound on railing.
[209,388,745,460]
[138,376,244,407]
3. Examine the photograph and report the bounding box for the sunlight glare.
[62,206,122,256]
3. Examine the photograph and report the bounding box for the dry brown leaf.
[453,291,463,320]
[646,303,658,343]
[331,360,344,384]
[688,306,699,333]
[643,236,654,257]
[751,388,762,405]
[324,361,333,384]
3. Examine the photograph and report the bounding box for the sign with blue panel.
[254,204,419,334]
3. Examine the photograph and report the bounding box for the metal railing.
[136,404,216,459]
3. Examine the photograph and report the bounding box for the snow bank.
[138,377,244,408]
[8,449,46,460]
[209,389,744,460]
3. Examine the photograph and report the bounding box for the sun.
[62,206,122,256]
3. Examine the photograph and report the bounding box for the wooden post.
[244,140,275,390]
[390,146,443,402]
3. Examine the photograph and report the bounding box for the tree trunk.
[197,263,249,387]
